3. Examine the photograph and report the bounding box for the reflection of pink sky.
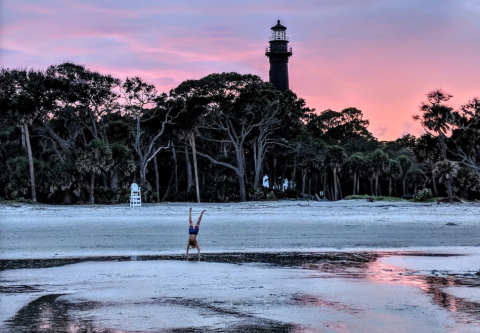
[2,1,479,141]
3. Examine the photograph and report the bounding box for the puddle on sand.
[2,251,479,332]
[6,294,300,333]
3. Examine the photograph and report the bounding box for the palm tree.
[434,160,459,201]
[413,134,441,197]
[370,149,389,196]
[348,152,364,195]
[405,168,426,196]
[109,143,135,191]
[397,155,413,195]
[327,146,347,201]
[77,139,113,204]
[413,90,455,202]
[387,159,402,197]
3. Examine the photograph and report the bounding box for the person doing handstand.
[186,207,206,260]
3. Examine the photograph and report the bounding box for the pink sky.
[1,0,479,141]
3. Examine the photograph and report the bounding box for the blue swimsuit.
[189,226,199,235]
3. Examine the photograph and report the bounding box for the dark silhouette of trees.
[1,63,478,203]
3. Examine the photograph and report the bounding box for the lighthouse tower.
[265,20,293,92]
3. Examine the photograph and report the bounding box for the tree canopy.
[1,64,478,203]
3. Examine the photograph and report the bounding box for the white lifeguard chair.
[130,183,141,207]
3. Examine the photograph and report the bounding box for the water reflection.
[334,255,480,326]
[3,252,480,332]
[7,294,300,333]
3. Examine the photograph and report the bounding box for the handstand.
[186,207,206,260]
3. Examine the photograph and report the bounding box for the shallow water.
[1,251,479,332]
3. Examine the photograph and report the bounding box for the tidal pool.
[1,251,479,332]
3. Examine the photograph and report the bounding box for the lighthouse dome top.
[271,20,287,30]
[270,20,288,41]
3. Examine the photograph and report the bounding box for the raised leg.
[195,210,206,227]
[189,207,193,227]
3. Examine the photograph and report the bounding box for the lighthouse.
[265,20,293,92]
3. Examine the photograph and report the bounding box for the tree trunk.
[185,146,193,192]
[402,178,406,194]
[253,138,265,190]
[172,146,178,195]
[302,168,307,195]
[446,178,453,203]
[90,171,95,204]
[431,162,438,197]
[21,125,26,149]
[370,177,374,196]
[190,134,201,203]
[375,175,379,196]
[139,165,147,188]
[388,177,392,197]
[333,168,338,201]
[356,173,360,195]
[353,171,357,196]
[323,170,327,199]
[24,124,37,202]
[293,154,297,189]
[414,183,418,197]
[308,178,311,196]
[154,153,160,202]
[336,173,343,200]
[110,170,119,190]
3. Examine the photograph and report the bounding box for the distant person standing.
[186,207,206,260]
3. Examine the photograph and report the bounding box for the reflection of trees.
[423,276,480,325]
[365,257,480,326]
[7,294,101,333]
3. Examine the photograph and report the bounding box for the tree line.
[1,63,479,204]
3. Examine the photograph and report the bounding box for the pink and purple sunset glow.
[1,0,479,140]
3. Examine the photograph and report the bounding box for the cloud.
[1,0,479,140]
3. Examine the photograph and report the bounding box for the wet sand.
[0,200,479,332]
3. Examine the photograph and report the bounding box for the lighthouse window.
[272,30,285,40]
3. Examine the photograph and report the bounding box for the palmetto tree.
[370,149,389,196]
[348,152,364,195]
[405,168,426,196]
[433,160,459,201]
[77,139,113,204]
[397,155,413,195]
[413,134,441,197]
[413,90,455,202]
[109,143,135,190]
[387,159,402,197]
[327,145,347,200]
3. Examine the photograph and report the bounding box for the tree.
[0,69,54,201]
[413,134,442,197]
[405,168,426,196]
[450,98,480,177]
[413,89,455,202]
[46,63,120,142]
[387,159,402,197]
[76,139,113,204]
[397,155,412,195]
[433,160,459,201]
[326,145,347,200]
[121,77,182,187]
[176,72,309,202]
[454,167,480,200]
[370,149,389,196]
[348,153,365,195]
[109,143,135,190]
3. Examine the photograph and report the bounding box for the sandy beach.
[1,200,479,332]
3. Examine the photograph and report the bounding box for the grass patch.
[344,194,403,202]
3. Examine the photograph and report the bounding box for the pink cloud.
[2,0,479,142]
